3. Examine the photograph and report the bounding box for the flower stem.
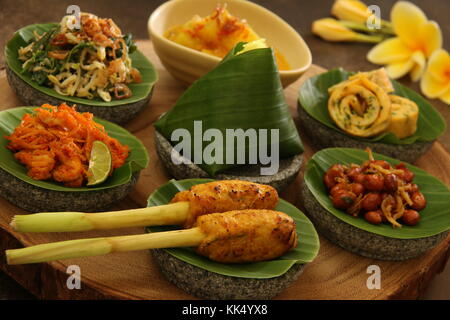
[381,20,395,35]
[354,33,385,43]
[340,20,394,37]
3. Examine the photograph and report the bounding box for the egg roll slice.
[329,68,394,94]
[328,74,392,137]
[387,95,419,139]
[352,68,395,93]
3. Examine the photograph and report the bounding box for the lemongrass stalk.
[6,227,205,265]
[11,202,190,233]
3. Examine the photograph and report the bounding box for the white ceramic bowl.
[148,0,312,87]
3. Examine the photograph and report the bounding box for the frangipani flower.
[312,18,382,43]
[331,0,393,33]
[332,0,371,24]
[367,1,442,81]
[421,49,450,104]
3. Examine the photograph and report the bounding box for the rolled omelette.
[328,73,392,138]
[388,95,419,139]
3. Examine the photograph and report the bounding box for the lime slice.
[87,141,112,186]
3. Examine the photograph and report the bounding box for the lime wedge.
[87,140,112,186]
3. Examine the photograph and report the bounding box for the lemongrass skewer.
[6,227,205,265]
[10,202,190,233]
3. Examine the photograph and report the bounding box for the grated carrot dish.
[6,103,129,187]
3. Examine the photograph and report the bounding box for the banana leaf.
[5,23,158,106]
[0,107,148,191]
[304,148,450,239]
[298,68,446,145]
[154,43,303,176]
[146,179,319,279]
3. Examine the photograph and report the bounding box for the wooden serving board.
[0,41,448,300]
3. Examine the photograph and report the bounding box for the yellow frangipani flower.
[312,18,382,43]
[331,0,394,35]
[367,1,442,81]
[331,0,370,24]
[421,49,450,104]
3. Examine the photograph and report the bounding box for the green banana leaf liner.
[5,23,158,107]
[154,42,304,176]
[146,179,320,279]
[298,68,446,145]
[0,107,148,191]
[305,148,450,239]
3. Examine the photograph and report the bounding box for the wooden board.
[0,41,448,300]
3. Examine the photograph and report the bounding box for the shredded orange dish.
[6,103,129,187]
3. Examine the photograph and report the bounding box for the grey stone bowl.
[0,167,140,213]
[6,66,153,125]
[297,104,433,163]
[154,130,303,192]
[151,248,305,299]
[301,184,449,261]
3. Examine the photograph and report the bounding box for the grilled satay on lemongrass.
[6,209,298,265]
[10,180,278,233]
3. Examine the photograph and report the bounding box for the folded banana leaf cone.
[154,42,304,187]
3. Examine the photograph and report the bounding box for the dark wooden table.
[0,0,448,300]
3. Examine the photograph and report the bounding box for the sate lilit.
[6,209,298,265]
[170,180,278,228]
[196,210,297,263]
[11,180,279,232]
